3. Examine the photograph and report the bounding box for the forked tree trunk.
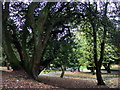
[88,2,109,85]
[91,21,105,85]
[3,2,54,81]
[32,29,52,80]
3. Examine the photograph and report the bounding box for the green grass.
[42,68,119,76]
[101,64,120,69]
[0,66,8,69]
[42,70,72,74]
[111,65,120,69]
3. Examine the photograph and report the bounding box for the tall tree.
[77,2,113,85]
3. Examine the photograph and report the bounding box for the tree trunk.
[91,67,95,75]
[60,66,65,78]
[91,21,105,85]
[96,66,105,85]
[2,2,21,70]
[32,29,52,80]
[88,2,109,85]
[107,64,111,73]
[103,64,111,73]
[32,65,44,81]
[78,65,81,72]
[78,67,80,72]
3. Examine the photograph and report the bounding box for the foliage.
[2,1,119,85]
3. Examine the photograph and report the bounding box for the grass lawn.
[42,69,119,78]
[41,70,119,88]
[111,64,120,69]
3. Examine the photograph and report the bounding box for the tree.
[48,36,74,78]
[102,43,119,73]
[71,30,92,72]
[77,2,115,85]
[2,2,81,81]
[109,2,120,57]
[3,1,118,85]
[85,2,108,85]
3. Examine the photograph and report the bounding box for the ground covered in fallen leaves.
[2,70,59,89]
[1,69,112,89]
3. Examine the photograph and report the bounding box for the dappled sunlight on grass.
[111,64,120,69]
[105,78,119,88]
[65,72,96,78]
[0,66,13,72]
[41,70,119,88]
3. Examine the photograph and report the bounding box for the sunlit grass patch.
[111,64,120,69]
